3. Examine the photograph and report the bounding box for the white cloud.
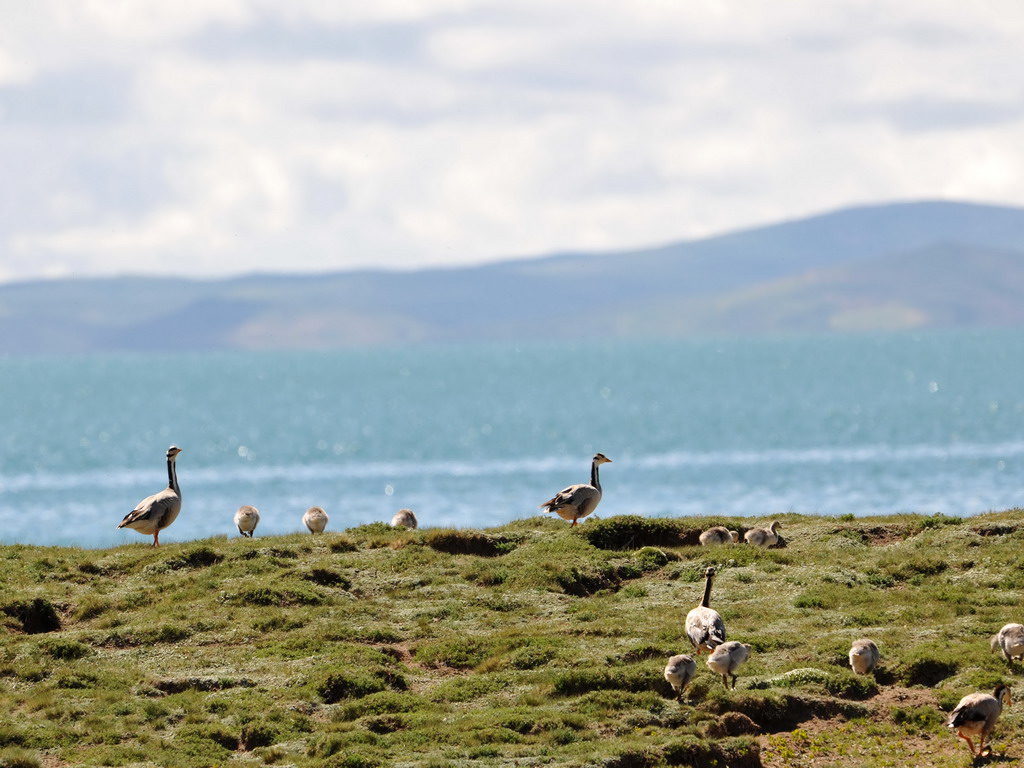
[3,1,1024,283]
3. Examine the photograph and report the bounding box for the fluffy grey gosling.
[234,505,260,538]
[390,508,418,529]
[663,654,697,701]
[303,506,329,534]
[706,641,751,690]
[699,526,739,546]
[744,520,781,547]
[991,624,1024,664]
[848,638,879,675]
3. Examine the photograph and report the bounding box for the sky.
[2,1,1024,284]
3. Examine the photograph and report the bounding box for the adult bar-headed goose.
[685,566,726,654]
[947,684,1011,757]
[117,446,182,547]
[540,453,612,526]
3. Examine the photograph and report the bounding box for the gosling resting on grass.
[848,638,879,675]
[390,508,418,529]
[234,505,260,538]
[663,654,697,701]
[685,566,726,654]
[303,506,329,534]
[706,641,752,690]
[744,520,781,547]
[540,453,612,527]
[699,526,739,546]
[117,446,182,547]
[991,623,1024,663]
[947,683,1011,757]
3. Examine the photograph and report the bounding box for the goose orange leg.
[955,731,976,755]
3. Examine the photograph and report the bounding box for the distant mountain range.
[4,200,1024,354]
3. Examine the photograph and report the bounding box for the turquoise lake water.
[1,330,1022,548]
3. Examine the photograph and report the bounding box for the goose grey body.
[303,506,328,533]
[390,508,418,529]
[848,638,879,675]
[540,453,612,526]
[117,446,182,547]
[744,520,781,547]
[991,623,1024,663]
[699,526,739,546]
[685,566,726,654]
[234,505,260,537]
[663,654,696,700]
[706,641,752,689]
[947,684,1011,756]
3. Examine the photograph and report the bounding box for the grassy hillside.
[3,511,1024,767]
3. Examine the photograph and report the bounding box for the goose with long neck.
[947,683,1012,757]
[685,566,726,654]
[540,453,612,527]
[117,446,183,547]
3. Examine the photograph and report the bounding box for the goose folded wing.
[543,483,591,510]
[119,489,176,527]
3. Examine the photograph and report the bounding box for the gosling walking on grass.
[848,638,880,675]
[706,641,752,690]
[303,506,328,533]
[234,505,260,537]
[663,654,697,701]
[991,623,1024,664]
[117,446,183,547]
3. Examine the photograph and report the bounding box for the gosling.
[663,654,697,701]
[848,638,880,675]
[706,641,752,690]
[390,508,418,529]
[744,521,781,547]
[303,506,329,534]
[699,526,739,546]
[991,623,1024,664]
[233,505,260,538]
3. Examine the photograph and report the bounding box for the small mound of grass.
[663,735,761,768]
[415,637,495,670]
[314,668,406,704]
[0,748,41,768]
[164,546,223,570]
[2,598,60,634]
[551,666,660,696]
[301,568,351,589]
[38,637,91,661]
[423,530,516,557]
[749,667,877,698]
[578,516,688,550]
[230,583,325,606]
